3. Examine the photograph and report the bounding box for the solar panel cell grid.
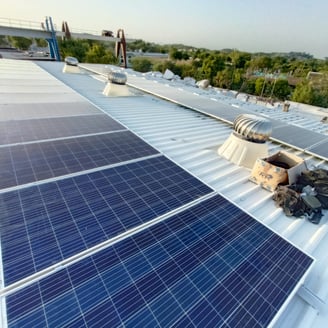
[0,114,125,145]
[5,194,313,328]
[0,131,159,189]
[0,156,212,285]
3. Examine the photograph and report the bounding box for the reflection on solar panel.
[307,139,328,159]
[0,102,102,121]
[0,114,124,145]
[5,194,313,328]
[0,155,212,285]
[0,131,159,189]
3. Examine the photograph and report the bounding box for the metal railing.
[0,17,57,31]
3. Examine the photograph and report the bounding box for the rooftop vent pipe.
[218,114,272,169]
[62,56,80,74]
[103,70,131,97]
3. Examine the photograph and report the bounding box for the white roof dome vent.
[218,114,272,169]
[103,70,131,97]
[107,71,127,85]
[233,114,272,143]
[63,56,80,74]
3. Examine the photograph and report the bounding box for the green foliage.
[128,40,168,53]
[229,51,251,69]
[214,68,234,89]
[0,36,10,46]
[153,60,182,76]
[8,36,32,50]
[249,55,273,71]
[169,48,190,60]
[272,79,291,100]
[240,79,256,94]
[292,79,328,108]
[85,44,117,64]
[130,57,153,72]
[57,39,117,65]
[35,38,48,47]
[58,39,90,62]
[255,77,266,96]
[292,81,315,104]
[201,55,225,83]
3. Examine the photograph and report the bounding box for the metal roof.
[1,58,328,327]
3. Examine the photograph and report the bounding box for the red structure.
[61,21,127,68]
[115,29,127,68]
[61,21,71,40]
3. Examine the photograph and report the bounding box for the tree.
[130,57,152,72]
[170,48,183,60]
[8,36,32,50]
[35,38,48,47]
[0,36,10,46]
[240,79,256,94]
[85,44,117,64]
[229,51,251,69]
[214,67,233,89]
[255,77,266,96]
[249,55,273,71]
[291,81,314,104]
[58,39,90,62]
[271,79,291,100]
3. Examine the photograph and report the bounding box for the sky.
[1,0,327,59]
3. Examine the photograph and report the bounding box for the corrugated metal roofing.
[1,59,327,327]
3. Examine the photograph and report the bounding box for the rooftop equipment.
[218,113,272,169]
[63,56,80,73]
[103,70,131,96]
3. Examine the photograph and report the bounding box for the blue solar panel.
[5,194,313,328]
[0,131,159,189]
[0,114,124,145]
[0,155,212,285]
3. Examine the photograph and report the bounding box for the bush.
[131,57,152,72]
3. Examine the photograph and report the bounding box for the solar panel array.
[0,60,314,328]
[0,131,159,189]
[0,114,124,145]
[79,66,327,161]
[5,195,313,328]
[1,156,211,285]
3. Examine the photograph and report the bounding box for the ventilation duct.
[103,71,131,97]
[63,56,80,73]
[218,114,272,169]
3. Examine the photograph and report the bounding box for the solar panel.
[0,114,125,145]
[0,155,212,285]
[0,102,102,121]
[307,138,328,159]
[5,194,313,327]
[271,125,327,150]
[0,131,159,189]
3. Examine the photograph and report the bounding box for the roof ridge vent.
[103,70,131,97]
[218,114,272,169]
